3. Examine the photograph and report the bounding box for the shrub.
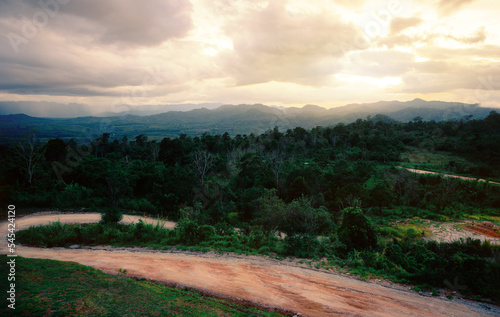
[121,198,157,214]
[101,208,123,224]
[55,183,93,208]
[283,234,320,258]
[338,207,377,250]
[174,219,215,246]
[213,222,235,236]
[281,197,334,236]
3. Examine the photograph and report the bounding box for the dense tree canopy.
[1,112,499,223]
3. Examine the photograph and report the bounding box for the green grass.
[464,214,500,225]
[377,222,432,240]
[0,255,288,316]
[16,220,285,256]
[400,148,500,183]
[400,148,478,174]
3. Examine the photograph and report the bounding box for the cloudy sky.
[0,0,499,114]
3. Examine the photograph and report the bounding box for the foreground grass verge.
[0,255,288,316]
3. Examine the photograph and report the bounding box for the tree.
[44,138,67,162]
[438,176,459,211]
[267,138,290,190]
[13,129,45,186]
[150,142,160,162]
[368,182,394,213]
[338,206,377,250]
[236,152,273,189]
[254,189,286,234]
[192,150,214,188]
[283,197,333,236]
[135,134,148,147]
[101,208,123,224]
[94,133,110,157]
[159,137,183,166]
[412,116,423,124]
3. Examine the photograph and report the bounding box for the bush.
[55,183,93,208]
[281,197,334,236]
[175,219,215,246]
[283,234,320,258]
[17,221,79,247]
[213,222,235,236]
[121,198,157,214]
[13,189,53,208]
[101,208,123,224]
[338,207,377,250]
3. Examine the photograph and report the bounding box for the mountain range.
[0,99,496,144]
[0,101,222,118]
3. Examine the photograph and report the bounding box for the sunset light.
[0,0,498,112]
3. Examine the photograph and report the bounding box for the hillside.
[2,111,500,311]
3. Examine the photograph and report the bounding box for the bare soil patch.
[464,222,500,239]
[425,220,500,245]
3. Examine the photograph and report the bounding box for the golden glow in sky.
[0,0,499,113]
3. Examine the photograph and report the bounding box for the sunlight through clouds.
[336,75,403,88]
[0,0,498,111]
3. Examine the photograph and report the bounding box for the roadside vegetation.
[0,255,288,316]
[17,207,500,303]
[4,111,500,305]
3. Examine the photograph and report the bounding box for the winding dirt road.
[402,167,500,185]
[2,212,499,316]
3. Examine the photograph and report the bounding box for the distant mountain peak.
[301,104,326,112]
[411,98,426,102]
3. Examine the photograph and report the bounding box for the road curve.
[2,212,499,317]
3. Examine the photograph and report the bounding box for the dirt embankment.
[2,212,499,316]
[464,223,500,239]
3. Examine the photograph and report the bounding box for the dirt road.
[2,212,499,316]
[402,167,500,185]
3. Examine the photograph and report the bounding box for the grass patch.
[464,214,500,225]
[16,220,285,257]
[400,148,478,175]
[0,255,287,316]
[377,221,432,240]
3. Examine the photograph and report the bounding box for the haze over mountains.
[0,99,496,144]
[0,101,223,118]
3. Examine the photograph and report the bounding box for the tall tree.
[192,150,214,189]
[150,142,160,162]
[267,137,291,190]
[13,129,45,186]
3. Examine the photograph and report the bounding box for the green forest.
[2,111,500,302]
